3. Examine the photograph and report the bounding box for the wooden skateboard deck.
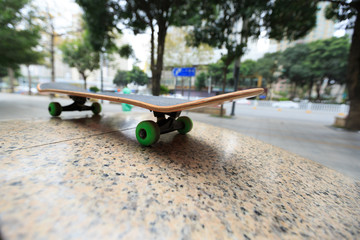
[37,82,263,112]
[38,82,263,146]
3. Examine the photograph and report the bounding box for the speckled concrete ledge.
[0,113,359,239]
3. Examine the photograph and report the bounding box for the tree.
[22,9,45,95]
[188,0,263,116]
[76,0,199,96]
[324,0,360,130]
[195,72,207,90]
[189,0,318,115]
[306,36,350,100]
[164,27,214,67]
[113,66,148,87]
[118,44,136,60]
[280,44,312,99]
[126,66,148,86]
[113,70,128,87]
[240,59,257,78]
[0,0,42,92]
[255,37,349,100]
[23,50,44,95]
[60,33,100,89]
[207,61,227,88]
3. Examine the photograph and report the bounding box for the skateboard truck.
[154,111,182,134]
[135,111,193,146]
[48,96,102,117]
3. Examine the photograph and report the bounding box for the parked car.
[272,101,299,109]
[237,99,251,105]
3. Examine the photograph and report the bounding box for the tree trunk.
[308,78,314,100]
[315,79,323,101]
[345,7,360,130]
[151,22,167,96]
[231,17,249,116]
[293,82,298,99]
[220,67,228,117]
[290,81,296,99]
[150,24,156,95]
[7,68,15,93]
[27,65,32,95]
[266,83,272,100]
[81,72,87,90]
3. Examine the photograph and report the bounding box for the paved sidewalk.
[1,112,359,239]
[187,110,360,180]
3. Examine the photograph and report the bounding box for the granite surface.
[0,112,359,239]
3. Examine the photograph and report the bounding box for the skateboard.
[38,82,264,146]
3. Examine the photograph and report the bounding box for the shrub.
[89,86,99,93]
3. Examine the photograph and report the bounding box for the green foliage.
[160,85,169,95]
[207,61,226,87]
[113,70,128,86]
[126,66,148,86]
[76,0,119,52]
[255,36,350,100]
[0,0,43,68]
[0,66,8,78]
[164,27,214,67]
[240,60,257,77]
[60,33,100,88]
[255,52,281,86]
[0,0,28,26]
[307,36,350,84]
[89,86,99,93]
[277,36,350,87]
[118,44,135,59]
[188,0,320,94]
[281,44,311,86]
[195,72,207,90]
[278,97,290,101]
[113,66,148,87]
[325,2,358,28]
[264,0,317,41]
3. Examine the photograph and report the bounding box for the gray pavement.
[1,92,360,179]
[186,103,360,180]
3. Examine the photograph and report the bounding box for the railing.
[247,100,349,113]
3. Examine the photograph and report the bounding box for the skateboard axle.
[153,111,184,134]
[61,96,92,112]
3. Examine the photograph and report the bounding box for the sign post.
[172,67,196,99]
[172,67,196,78]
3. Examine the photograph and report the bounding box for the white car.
[272,101,299,109]
[237,99,251,105]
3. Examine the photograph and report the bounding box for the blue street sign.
[172,67,196,77]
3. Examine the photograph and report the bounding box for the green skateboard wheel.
[48,102,62,116]
[177,116,193,135]
[136,121,160,146]
[91,102,102,115]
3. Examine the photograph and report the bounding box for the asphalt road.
[1,93,360,179]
